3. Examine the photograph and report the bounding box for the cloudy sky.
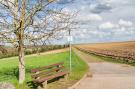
[54,0,135,44]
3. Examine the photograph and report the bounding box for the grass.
[0,50,88,89]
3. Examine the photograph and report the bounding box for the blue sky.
[55,0,135,44]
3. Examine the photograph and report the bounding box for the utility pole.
[69,29,72,71]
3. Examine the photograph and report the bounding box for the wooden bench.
[31,62,69,89]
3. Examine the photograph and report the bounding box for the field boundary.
[74,46,135,66]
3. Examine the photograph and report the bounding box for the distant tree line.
[0,45,7,54]
[0,44,69,59]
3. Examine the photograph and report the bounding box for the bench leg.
[43,81,47,89]
[64,74,69,81]
[38,85,43,89]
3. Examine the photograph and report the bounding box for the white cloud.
[118,19,133,27]
[101,0,114,3]
[120,27,126,31]
[99,22,117,29]
[56,0,135,43]
[99,19,134,30]
[101,0,129,5]
[89,14,103,21]
[77,14,103,21]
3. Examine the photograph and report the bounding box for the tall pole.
[69,29,72,71]
[70,38,72,71]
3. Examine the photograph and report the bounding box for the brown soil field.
[75,41,135,62]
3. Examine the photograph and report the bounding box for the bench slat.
[32,66,65,79]
[31,62,64,73]
[33,71,68,83]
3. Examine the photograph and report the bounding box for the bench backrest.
[31,62,65,80]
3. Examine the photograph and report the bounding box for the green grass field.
[0,50,88,89]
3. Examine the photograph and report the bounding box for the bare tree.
[0,0,75,84]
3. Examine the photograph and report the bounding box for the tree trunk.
[18,39,25,84]
[18,0,26,84]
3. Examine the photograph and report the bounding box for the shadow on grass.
[27,81,38,89]
[13,68,19,80]
[26,76,65,89]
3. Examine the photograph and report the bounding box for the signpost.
[68,36,73,71]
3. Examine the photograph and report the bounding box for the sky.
[54,0,135,44]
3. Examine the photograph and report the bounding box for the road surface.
[73,48,135,89]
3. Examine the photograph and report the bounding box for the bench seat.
[33,71,68,83]
[31,62,69,89]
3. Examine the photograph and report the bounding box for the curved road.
[73,48,135,89]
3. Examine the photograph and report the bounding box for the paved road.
[73,48,135,89]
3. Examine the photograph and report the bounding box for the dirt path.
[1,48,68,60]
[29,48,69,56]
[73,48,104,63]
[73,48,135,89]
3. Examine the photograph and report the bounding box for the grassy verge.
[79,49,135,66]
[92,54,135,66]
[0,50,88,89]
[75,47,135,66]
